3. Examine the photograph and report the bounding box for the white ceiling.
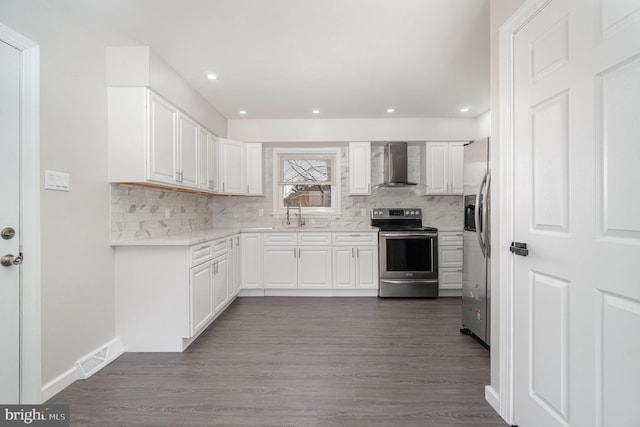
[57,0,489,120]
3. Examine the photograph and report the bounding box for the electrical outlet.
[164,208,172,219]
[258,209,264,217]
[361,208,368,217]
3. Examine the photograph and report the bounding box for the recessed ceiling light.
[239,110,247,115]
[206,73,217,80]
[460,106,471,112]
[387,108,395,113]
[312,109,320,114]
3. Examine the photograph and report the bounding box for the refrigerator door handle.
[483,169,491,257]
[475,170,488,257]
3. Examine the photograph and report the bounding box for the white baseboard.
[40,337,124,402]
[41,366,78,403]
[438,289,462,297]
[263,288,378,297]
[485,385,500,415]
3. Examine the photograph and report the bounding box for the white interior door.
[0,40,22,404]
[512,1,640,426]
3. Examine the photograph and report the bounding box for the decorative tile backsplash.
[110,144,463,240]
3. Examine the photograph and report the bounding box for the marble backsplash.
[110,145,463,240]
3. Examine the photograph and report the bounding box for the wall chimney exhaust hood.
[375,142,417,188]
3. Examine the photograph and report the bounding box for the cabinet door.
[263,246,297,288]
[349,142,371,195]
[213,255,229,313]
[233,235,242,294]
[241,234,262,289]
[199,129,218,192]
[425,142,448,194]
[245,143,263,195]
[355,246,378,289]
[177,112,199,188]
[147,92,178,184]
[219,138,245,194]
[298,246,332,288]
[333,247,355,288]
[190,261,214,336]
[449,142,465,195]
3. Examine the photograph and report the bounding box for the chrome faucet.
[295,204,306,227]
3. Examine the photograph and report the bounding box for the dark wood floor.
[49,297,506,426]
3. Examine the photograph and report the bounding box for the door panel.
[0,39,21,404]
[512,1,640,426]
[148,93,177,184]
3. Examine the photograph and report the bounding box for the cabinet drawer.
[263,233,297,246]
[211,238,228,258]
[439,246,463,267]
[190,242,214,267]
[332,232,378,246]
[298,232,331,246]
[439,267,463,290]
[439,231,464,246]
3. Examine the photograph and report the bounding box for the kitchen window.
[273,148,341,215]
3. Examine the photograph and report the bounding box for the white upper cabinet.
[245,143,263,195]
[109,87,202,190]
[218,138,245,194]
[349,142,371,195]
[425,141,465,195]
[147,91,178,185]
[199,128,218,192]
[177,112,199,188]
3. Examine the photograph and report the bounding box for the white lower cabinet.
[114,235,235,352]
[438,231,464,291]
[263,232,333,289]
[241,233,262,289]
[189,260,215,336]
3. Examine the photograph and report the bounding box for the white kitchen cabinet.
[218,138,245,194]
[331,232,378,289]
[245,143,263,195]
[263,232,332,289]
[298,246,332,289]
[241,233,262,289]
[147,91,178,185]
[349,142,371,195]
[114,235,236,352]
[109,87,205,191]
[425,141,465,195]
[230,234,242,295]
[189,260,214,336]
[438,231,464,291]
[177,112,199,188]
[199,128,219,192]
[212,252,230,313]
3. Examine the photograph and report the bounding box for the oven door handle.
[379,279,439,285]
[379,233,437,238]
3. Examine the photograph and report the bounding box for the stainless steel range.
[372,208,438,298]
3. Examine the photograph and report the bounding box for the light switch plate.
[258,209,264,217]
[361,208,368,217]
[44,170,70,192]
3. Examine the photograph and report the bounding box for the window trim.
[273,147,341,216]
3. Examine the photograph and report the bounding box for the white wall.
[476,110,491,138]
[0,1,115,390]
[489,0,527,396]
[228,117,478,142]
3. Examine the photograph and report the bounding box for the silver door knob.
[1,253,23,267]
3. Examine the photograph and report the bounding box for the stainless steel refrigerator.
[461,138,490,348]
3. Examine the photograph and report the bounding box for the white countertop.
[111,226,380,247]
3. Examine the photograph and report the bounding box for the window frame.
[272,147,341,216]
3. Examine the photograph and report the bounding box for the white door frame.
[496,0,553,424]
[0,23,41,404]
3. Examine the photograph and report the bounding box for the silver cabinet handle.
[298,248,301,258]
[294,248,297,258]
[368,183,371,193]
[356,248,360,258]
[247,184,250,193]
[222,182,225,192]
[352,248,355,258]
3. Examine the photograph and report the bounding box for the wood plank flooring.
[49,297,507,426]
